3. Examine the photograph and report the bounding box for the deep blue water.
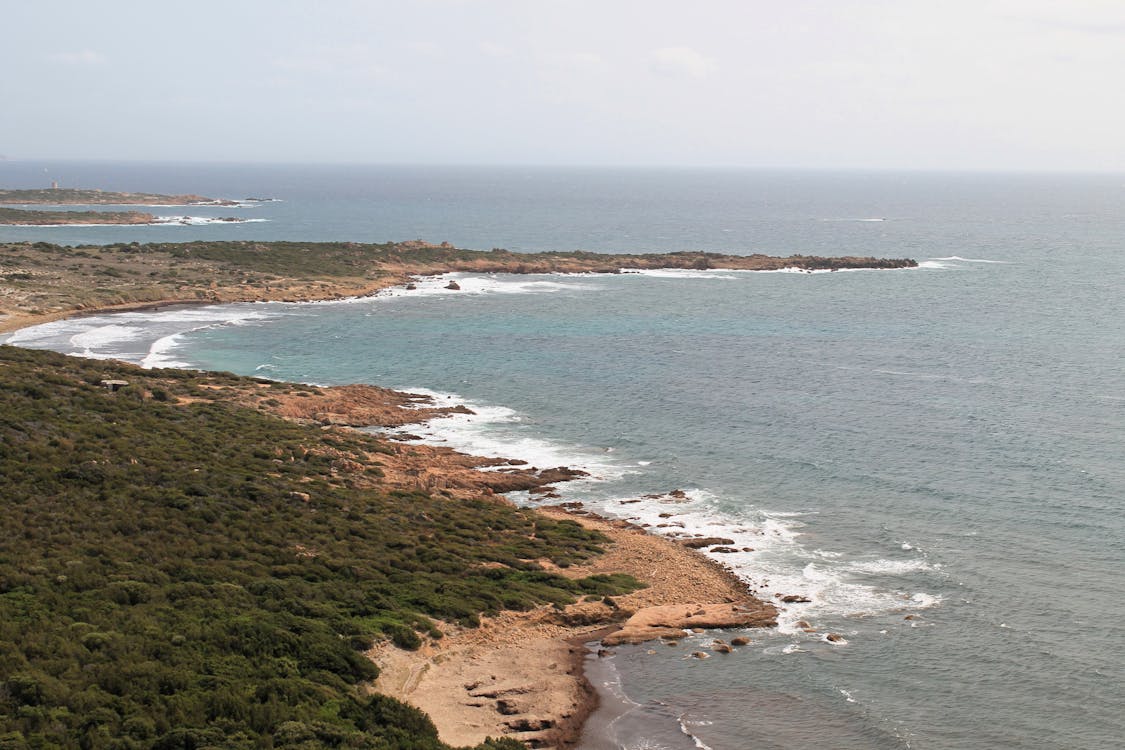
[4,163,1124,749]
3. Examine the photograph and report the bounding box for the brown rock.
[681,537,736,549]
[730,636,751,646]
[691,651,710,659]
[710,546,739,553]
[504,718,554,732]
[825,633,846,643]
[445,280,461,290]
[496,699,520,715]
[780,594,812,603]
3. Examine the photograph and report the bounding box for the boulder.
[496,699,520,715]
[445,280,461,290]
[681,537,736,549]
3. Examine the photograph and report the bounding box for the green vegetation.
[0,346,637,749]
[0,240,917,334]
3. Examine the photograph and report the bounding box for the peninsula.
[0,187,241,206]
[0,207,248,227]
[0,239,916,333]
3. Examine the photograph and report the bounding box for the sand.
[369,509,777,749]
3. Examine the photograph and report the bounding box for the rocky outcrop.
[680,537,736,549]
[600,601,778,646]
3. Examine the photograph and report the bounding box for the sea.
[3,162,1124,750]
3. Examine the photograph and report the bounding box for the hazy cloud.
[47,50,106,66]
[479,41,513,58]
[273,44,390,80]
[649,47,717,78]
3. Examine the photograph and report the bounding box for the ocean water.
[4,163,1125,749]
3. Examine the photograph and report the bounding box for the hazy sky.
[4,0,1125,170]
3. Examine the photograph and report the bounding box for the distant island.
[0,207,249,226]
[0,187,241,206]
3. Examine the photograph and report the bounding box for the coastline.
[0,239,916,337]
[235,376,781,748]
[367,508,776,749]
[0,265,783,749]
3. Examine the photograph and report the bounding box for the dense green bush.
[0,346,638,749]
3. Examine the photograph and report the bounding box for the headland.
[0,239,916,334]
[0,187,241,206]
[0,207,250,227]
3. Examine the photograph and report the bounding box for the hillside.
[0,346,639,749]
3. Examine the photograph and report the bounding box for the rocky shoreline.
[233,379,779,749]
[0,239,917,336]
[0,318,779,749]
[0,245,905,747]
[0,207,252,226]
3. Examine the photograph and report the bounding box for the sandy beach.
[369,507,776,749]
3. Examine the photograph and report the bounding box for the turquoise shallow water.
[5,164,1124,748]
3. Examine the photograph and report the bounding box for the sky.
[3,0,1125,171]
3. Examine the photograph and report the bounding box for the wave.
[547,486,942,631]
[309,273,603,306]
[930,255,1009,263]
[152,216,270,226]
[620,269,738,280]
[3,305,281,366]
[1,217,269,227]
[372,388,631,483]
[921,255,1010,270]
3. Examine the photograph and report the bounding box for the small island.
[0,207,250,226]
[0,187,241,206]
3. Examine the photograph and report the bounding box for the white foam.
[141,333,190,369]
[317,273,601,305]
[0,216,267,227]
[566,486,943,631]
[930,255,1009,263]
[847,558,939,575]
[677,716,715,750]
[152,216,269,226]
[619,269,738,280]
[4,305,281,367]
[374,389,629,482]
